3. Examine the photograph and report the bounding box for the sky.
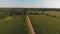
[0,0,60,8]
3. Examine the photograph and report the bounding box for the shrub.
[52,15,56,17]
[45,14,49,15]
[41,12,44,14]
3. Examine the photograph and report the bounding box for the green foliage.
[0,16,29,34]
[0,8,24,19]
[29,14,60,34]
[41,12,44,14]
[0,8,30,34]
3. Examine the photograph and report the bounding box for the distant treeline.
[0,8,60,11]
[0,8,60,19]
[0,8,26,19]
[25,8,60,11]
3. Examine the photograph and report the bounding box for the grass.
[0,15,29,34]
[25,16,32,34]
[29,11,60,34]
[44,11,60,17]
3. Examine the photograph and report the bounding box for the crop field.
[44,11,60,16]
[1,8,60,34]
[29,11,60,34]
[0,15,30,34]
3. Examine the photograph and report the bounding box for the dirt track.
[26,15,35,34]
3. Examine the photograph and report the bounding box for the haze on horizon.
[0,0,60,8]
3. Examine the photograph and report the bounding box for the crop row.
[29,14,60,34]
[0,15,30,34]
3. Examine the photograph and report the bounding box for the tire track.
[26,15,35,34]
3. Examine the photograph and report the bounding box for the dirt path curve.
[26,15,35,34]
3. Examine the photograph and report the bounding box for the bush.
[41,12,44,14]
[45,14,49,15]
[35,12,38,14]
[52,15,56,17]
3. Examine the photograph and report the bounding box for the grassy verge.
[25,15,32,34]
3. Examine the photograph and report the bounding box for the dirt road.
[26,15,35,34]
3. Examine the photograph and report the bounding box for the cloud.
[40,0,60,8]
[0,0,41,8]
[0,0,60,8]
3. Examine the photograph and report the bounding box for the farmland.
[29,11,60,34]
[0,8,60,34]
[0,15,31,34]
[0,8,31,34]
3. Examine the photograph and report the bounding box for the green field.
[0,15,30,34]
[1,8,60,34]
[29,11,60,34]
[44,11,60,16]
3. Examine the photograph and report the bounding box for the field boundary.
[26,15,35,34]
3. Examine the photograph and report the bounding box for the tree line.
[0,8,27,19]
